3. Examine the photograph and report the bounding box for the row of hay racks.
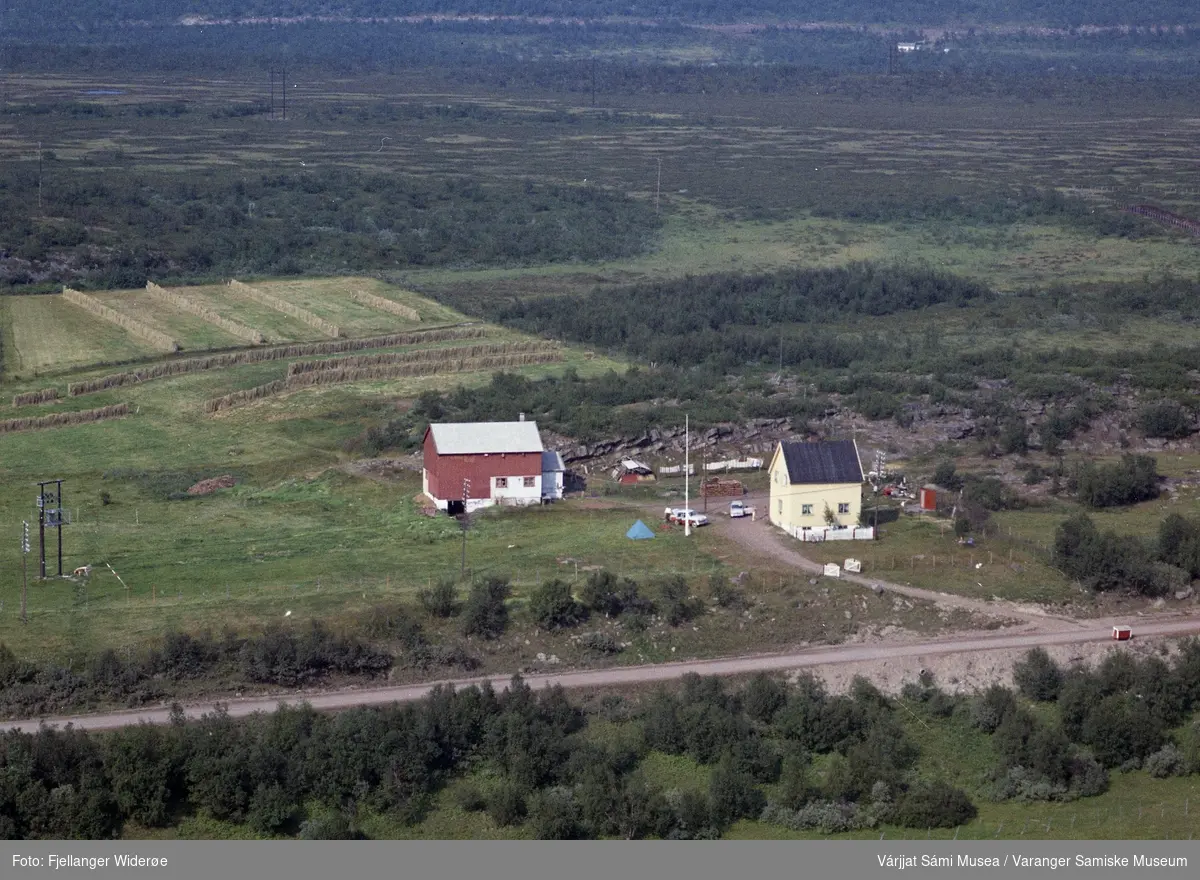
[204,347,564,413]
[0,403,131,434]
[61,287,180,352]
[66,326,491,397]
[228,279,340,338]
[144,281,266,344]
[348,289,421,322]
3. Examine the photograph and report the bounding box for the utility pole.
[269,67,275,118]
[590,58,596,107]
[281,65,287,121]
[460,478,471,579]
[37,142,43,214]
[20,521,30,623]
[655,157,662,215]
[684,414,691,537]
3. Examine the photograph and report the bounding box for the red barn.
[422,421,545,514]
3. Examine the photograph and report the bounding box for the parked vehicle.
[667,508,709,527]
[729,501,755,519]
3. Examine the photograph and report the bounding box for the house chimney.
[519,412,525,422]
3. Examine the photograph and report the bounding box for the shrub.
[932,460,963,491]
[743,674,788,725]
[529,787,585,840]
[708,756,767,829]
[1072,454,1159,508]
[893,780,977,828]
[1144,744,1188,779]
[971,685,1017,734]
[1080,694,1167,768]
[1137,400,1193,440]
[578,632,622,655]
[417,578,460,618]
[528,579,589,630]
[487,780,528,827]
[247,783,297,835]
[461,576,511,639]
[708,574,746,609]
[656,575,704,626]
[580,569,652,617]
[453,782,487,812]
[298,815,368,840]
[1013,648,1063,702]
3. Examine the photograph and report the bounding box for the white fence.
[704,458,764,473]
[658,464,696,476]
[784,525,875,542]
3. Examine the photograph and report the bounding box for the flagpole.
[684,414,690,537]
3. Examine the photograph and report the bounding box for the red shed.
[422,421,545,514]
[919,486,938,511]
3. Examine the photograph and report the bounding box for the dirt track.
[3,615,1199,735]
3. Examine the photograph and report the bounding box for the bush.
[418,578,460,618]
[529,787,586,839]
[932,460,963,491]
[1080,694,1167,768]
[1144,744,1188,779]
[528,579,589,630]
[1013,648,1063,702]
[1072,454,1159,508]
[971,685,1017,734]
[486,780,528,827]
[578,631,622,655]
[247,783,297,835]
[579,570,650,617]
[298,814,369,840]
[1138,400,1193,440]
[893,780,977,829]
[708,756,766,828]
[743,674,788,725]
[461,576,511,639]
[453,782,487,812]
[708,574,746,609]
[656,575,704,626]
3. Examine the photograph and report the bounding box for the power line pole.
[460,478,471,580]
[20,521,29,623]
[269,67,275,118]
[281,65,287,121]
[590,57,596,107]
[655,157,662,215]
[37,141,42,214]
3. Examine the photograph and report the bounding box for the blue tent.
[626,519,656,540]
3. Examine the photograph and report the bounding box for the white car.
[668,508,708,527]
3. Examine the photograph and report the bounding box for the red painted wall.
[423,429,541,502]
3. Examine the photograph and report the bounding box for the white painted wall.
[493,474,542,506]
[542,469,564,500]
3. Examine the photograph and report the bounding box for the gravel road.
[3,616,1198,734]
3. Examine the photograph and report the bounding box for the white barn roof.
[429,421,543,455]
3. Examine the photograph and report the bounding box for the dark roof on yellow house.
[777,440,864,484]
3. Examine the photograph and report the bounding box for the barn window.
[777,500,782,515]
[495,477,508,488]
[801,504,812,515]
[838,503,850,514]
[523,477,535,488]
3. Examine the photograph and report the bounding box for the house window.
[801,504,813,516]
[523,476,536,488]
[777,500,783,515]
[838,503,850,514]
[495,477,508,488]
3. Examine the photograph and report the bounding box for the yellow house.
[768,439,869,541]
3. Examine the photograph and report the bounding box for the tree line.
[0,165,659,290]
[1054,506,1200,597]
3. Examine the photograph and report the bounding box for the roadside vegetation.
[6,643,1200,840]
